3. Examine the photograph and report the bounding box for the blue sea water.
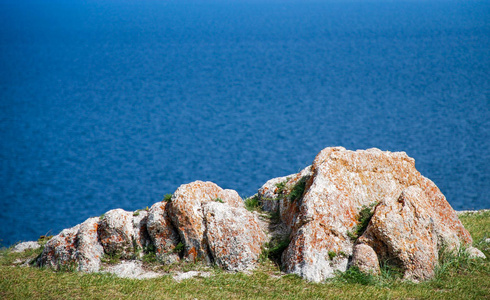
[0,0,489,247]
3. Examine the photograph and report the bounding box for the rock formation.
[37,181,265,273]
[258,147,484,282]
[33,147,484,282]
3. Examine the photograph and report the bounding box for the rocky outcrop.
[37,181,265,273]
[33,146,484,282]
[264,147,479,282]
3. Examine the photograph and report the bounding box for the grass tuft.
[214,197,224,203]
[289,176,308,202]
[244,195,260,212]
[348,204,376,240]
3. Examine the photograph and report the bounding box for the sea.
[0,0,489,247]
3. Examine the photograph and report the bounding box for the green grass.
[288,176,308,202]
[214,197,224,203]
[347,204,376,240]
[244,195,260,212]
[0,211,488,299]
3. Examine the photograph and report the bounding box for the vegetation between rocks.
[347,204,376,240]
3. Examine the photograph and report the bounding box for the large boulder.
[168,181,246,261]
[204,202,266,270]
[278,147,475,282]
[147,201,181,264]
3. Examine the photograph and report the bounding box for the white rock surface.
[104,260,163,279]
[172,271,212,282]
[204,202,266,271]
[466,246,486,259]
[12,241,41,253]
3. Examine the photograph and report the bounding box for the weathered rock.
[168,181,245,261]
[358,185,483,280]
[351,244,380,275]
[280,147,474,282]
[38,225,80,270]
[76,217,104,272]
[12,241,41,253]
[204,202,266,271]
[98,209,149,259]
[147,201,180,264]
[38,217,104,272]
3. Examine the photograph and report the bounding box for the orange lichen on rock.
[204,201,266,270]
[275,147,480,282]
[34,146,483,282]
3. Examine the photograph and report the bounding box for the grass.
[347,204,376,240]
[260,237,291,267]
[244,195,260,212]
[0,211,488,299]
[163,194,173,202]
[214,197,224,203]
[288,176,308,202]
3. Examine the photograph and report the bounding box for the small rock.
[37,217,105,272]
[104,260,163,279]
[98,209,145,259]
[172,271,212,282]
[38,224,80,270]
[76,217,104,272]
[11,241,41,253]
[351,244,380,275]
[466,246,486,259]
